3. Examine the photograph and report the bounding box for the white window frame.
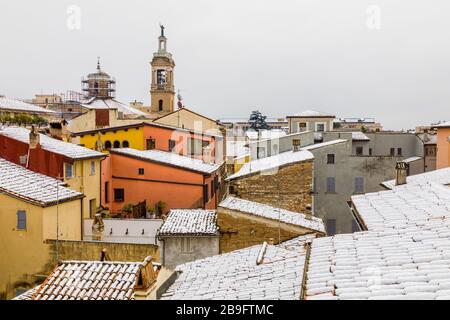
[90,161,95,176]
[65,163,74,179]
[315,122,326,132]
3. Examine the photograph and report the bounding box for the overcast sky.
[1,0,449,130]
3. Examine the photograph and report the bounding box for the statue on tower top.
[160,23,165,37]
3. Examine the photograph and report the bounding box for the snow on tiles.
[160,242,306,300]
[382,167,450,189]
[0,126,104,160]
[0,158,82,206]
[0,96,56,114]
[111,148,220,174]
[219,196,325,233]
[157,210,219,236]
[227,149,314,180]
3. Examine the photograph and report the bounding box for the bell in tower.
[150,24,175,115]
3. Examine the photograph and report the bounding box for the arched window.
[122,140,129,148]
[104,140,112,150]
[158,99,163,111]
[113,141,121,148]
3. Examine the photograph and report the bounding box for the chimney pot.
[395,161,408,185]
[292,138,301,152]
[29,125,40,149]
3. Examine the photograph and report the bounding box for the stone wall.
[229,160,313,213]
[218,207,316,253]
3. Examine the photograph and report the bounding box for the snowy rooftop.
[402,156,422,163]
[157,210,219,237]
[433,121,450,128]
[351,132,370,141]
[352,182,450,232]
[301,139,348,151]
[19,259,152,300]
[0,97,56,114]
[160,242,306,300]
[382,167,450,189]
[81,98,148,117]
[0,127,105,160]
[227,149,314,180]
[305,218,450,300]
[288,110,335,118]
[246,129,287,141]
[0,158,83,206]
[111,148,221,174]
[219,196,325,233]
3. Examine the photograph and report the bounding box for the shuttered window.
[17,210,26,230]
[354,177,364,193]
[326,177,336,193]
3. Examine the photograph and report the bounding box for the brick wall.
[228,160,313,213]
[218,207,316,253]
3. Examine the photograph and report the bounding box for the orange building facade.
[436,124,450,169]
[102,149,222,214]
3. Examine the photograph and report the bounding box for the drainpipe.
[80,197,84,240]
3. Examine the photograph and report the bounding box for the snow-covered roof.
[382,167,450,189]
[352,182,450,232]
[246,129,286,141]
[351,132,370,141]
[157,210,218,237]
[81,98,148,117]
[19,258,153,300]
[160,242,306,300]
[288,110,335,118]
[219,196,325,233]
[0,97,56,114]
[110,148,221,174]
[305,218,450,300]
[227,149,314,180]
[0,158,83,206]
[301,139,348,151]
[0,127,105,160]
[402,156,422,163]
[433,121,450,128]
[226,140,249,158]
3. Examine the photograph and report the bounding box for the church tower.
[150,25,175,115]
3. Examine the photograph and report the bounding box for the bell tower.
[150,25,175,115]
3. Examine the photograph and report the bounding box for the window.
[138,168,144,175]
[356,147,363,156]
[257,147,266,159]
[390,148,395,156]
[104,140,112,150]
[316,123,325,132]
[369,148,373,156]
[89,199,96,218]
[203,184,209,203]
[327,154,335,164]
[105,182,109,203]
[229,185,236,195]
[326,177,336,193]
[326,219,336,236]
[114,189,124,202]
[122,140,129,148]
[113,141,120,148]
[17,210,26,230]
[168,139,176,152]
[158,100,163,111]
[298,122,307,132]
[146,139,156,150]
[354,177,364,193]
[90,161,95,175]
[180,238,192,253]
[65,163,73,178]
[397,148,402,156]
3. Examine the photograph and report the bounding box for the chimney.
[134,256,158,299]
[61,119,68,142]
[395,161,408,186]
[29,125,40,149]
[92,213,104,241]
[292,138,301,152]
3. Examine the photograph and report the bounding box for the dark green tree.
[248,110,269,131]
